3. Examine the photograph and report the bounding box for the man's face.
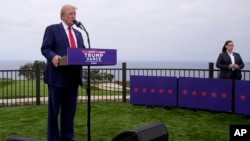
[62,7,76,27]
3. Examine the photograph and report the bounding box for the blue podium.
[59,48,117,66]
[59,47,117,141]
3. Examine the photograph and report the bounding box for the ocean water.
[1,60,250,81]
[0,60,250,70]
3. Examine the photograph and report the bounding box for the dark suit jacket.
[41,23,85,87]
[216,52,244,80]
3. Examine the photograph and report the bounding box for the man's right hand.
[52,55,62,67]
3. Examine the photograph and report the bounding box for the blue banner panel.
[235,80,250,115]
[67,48,117,66]
[178,77,232,112]
[130,76,177,107]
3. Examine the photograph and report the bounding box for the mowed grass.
[0,80,126,98]
[0,103,250,141]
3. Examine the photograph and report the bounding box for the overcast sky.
[1,0,249,63]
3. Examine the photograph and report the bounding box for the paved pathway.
[0,83,130,106]
[0,96,130,106]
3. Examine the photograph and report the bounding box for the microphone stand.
[75,22,91,141]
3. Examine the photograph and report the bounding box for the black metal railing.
[0,62,249,107]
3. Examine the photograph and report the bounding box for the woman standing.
[216,40,245,113]
[216,40,245,80]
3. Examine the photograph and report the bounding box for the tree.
[99,73,114,82]
[82,69,114,83]
[18,60,45,80]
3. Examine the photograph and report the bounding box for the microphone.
[73,20,82,28]
[73,19,91,48]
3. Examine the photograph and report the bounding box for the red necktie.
[68,27,76,48]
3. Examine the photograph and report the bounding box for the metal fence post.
[35,61,41,105]
[122,62,127,102]
[209,62,214,79]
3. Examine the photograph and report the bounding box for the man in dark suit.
[216,40,245,80]
[41,4,85,141]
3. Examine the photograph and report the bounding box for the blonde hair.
[60,4,77,19]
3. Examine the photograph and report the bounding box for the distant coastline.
[0,60,250,70]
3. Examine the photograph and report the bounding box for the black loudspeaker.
[112,122,168,141]
[5,135,41,141]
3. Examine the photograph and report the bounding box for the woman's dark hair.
[222,40,233,52]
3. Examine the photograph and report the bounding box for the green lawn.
[0,80,127,99]
[0,103,249,141]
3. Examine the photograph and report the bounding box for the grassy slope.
[0,103,250,141]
